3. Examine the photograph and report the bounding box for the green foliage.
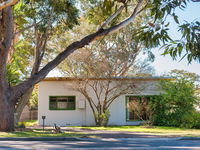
[134,25,172,49]
[14,0,79,32]
[7,0,80,86]
[29,88,38,110]
[150,0,187,22]
[17,122,26,128]
[128,0,200,63]
[6,64,22,86]
[18,120,38,127]
[162,21,200,63]
[132,0,188,50]
[81,0,125,26]
[6,39,33,85]
[169,69,200,83]
[191,112,200,129]
[150,74,200,128]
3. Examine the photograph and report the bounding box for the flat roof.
[42,76,173,81]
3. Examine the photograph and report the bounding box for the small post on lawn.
[42,116,46,131]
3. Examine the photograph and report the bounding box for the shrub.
[191,112,200,129]
[94,110,110,126]
[150,78,200,128]
[17,122,26,128]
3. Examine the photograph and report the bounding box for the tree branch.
[0,0,18,10]
[11,0,144,101]
[14,20,43,35]
[100,5,125,29]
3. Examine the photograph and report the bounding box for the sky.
[48,2,200,77]
[152,3,200,76]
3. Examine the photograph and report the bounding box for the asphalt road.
[0,138,200,150]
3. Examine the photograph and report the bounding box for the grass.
[75,126,200,137]
[0,120,84,138]
[1,125,200,137]
[18,120,38,127]
[0,129,83,138]
[7,120,200,137]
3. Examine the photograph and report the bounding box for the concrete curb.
[0,137,83,141]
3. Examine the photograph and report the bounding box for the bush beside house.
[150,70,200,129]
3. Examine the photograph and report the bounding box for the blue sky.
[152,2,200,75]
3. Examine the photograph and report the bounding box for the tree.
[150,70,200,128]
[169,69,200,83]
[3,0,79,125]
[126,0,200,63]
[57,20,154,125]
[0,0,194,131]
[13,0,79,124]
[0,0,148,131]
[73,79,139,126]
[162,21,200,63]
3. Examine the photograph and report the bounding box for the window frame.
[49,96,76,111]
[125,95,156,122]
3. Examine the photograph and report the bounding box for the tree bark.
[0,0,18,10]
[0,6,14,131]
[14,88,33,125]
[0,94,15,131]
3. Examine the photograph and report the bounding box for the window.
[49,96,75,110]
[126,96,152,121]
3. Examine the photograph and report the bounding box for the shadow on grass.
[0,129,84,138]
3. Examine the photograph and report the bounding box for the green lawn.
[18,120,38,127]
[9,120,200,137]
[0,129,83,138]
[0,120,83,138]
[76,126,200,137]
[0,120,84,138]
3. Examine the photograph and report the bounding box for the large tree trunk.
[0,101,15,131]
[0,6,14,131]
[14,88,33,125]
[0,88,14,131]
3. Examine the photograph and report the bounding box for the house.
[38,77,171,126]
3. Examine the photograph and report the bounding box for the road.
[0,138,200,149]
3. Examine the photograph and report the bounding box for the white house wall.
[38,80,163,126]
[38,81,86,126]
